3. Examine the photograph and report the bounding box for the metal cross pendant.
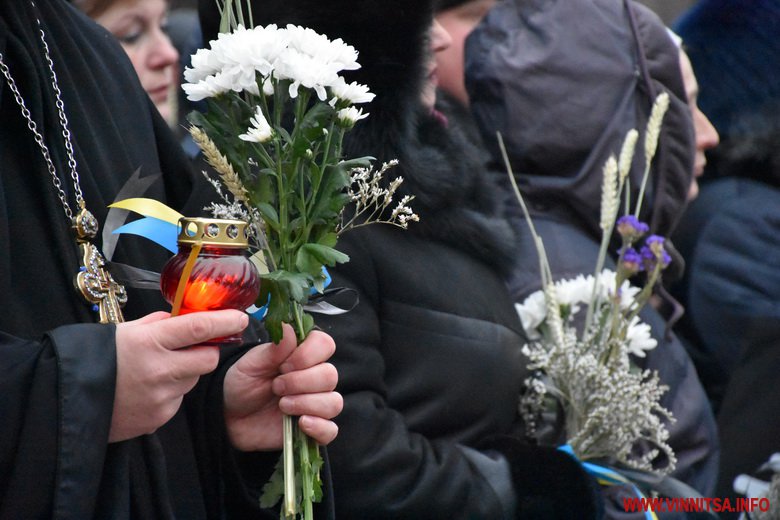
[72,208,127,323]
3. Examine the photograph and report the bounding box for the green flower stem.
[298,428,314,520]
[307,122,336,217]
[282,414,296,518]
[281,305,307,520]
[625,262,663,326]
[584,226,613,343]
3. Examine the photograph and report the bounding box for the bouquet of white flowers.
[182,2,416,518]
[503,93,678,478]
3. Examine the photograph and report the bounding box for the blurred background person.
[669,0,780,513]
[675,41,720,202]
[73,0,180,127]
[434,0,496,107]
[464,0,720,509]
[670,0,780,388]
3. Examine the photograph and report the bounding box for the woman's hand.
[223,323,342,451]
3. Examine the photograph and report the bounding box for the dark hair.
[435,0,473,10]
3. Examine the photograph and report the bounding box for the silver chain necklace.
[0,1,126,323]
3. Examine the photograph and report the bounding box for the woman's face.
[679,49,719,201]
[435,0,496,106]
[421,20,453,112]
[94,0,179,125]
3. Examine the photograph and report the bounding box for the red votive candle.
[160,217,260,345]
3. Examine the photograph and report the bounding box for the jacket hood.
[465,0,695,240]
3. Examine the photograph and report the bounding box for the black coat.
[0,2,307,518]
[672,178,780,514]
[317,104,602,519]
[674,178,780,380]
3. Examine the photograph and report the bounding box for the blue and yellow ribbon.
[558,445,658,520]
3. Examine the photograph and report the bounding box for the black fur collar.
[394,98,519,276]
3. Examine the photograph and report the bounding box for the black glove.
[482,436,604,519]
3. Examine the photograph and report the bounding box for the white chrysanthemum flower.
[262,77,274,96]
[239,106,273,143]
[275,48,340,100]
[337,106,368,127]
[182,24,365,103]
[625,316,657,357]
[285,25,360,73]
[182,76,224,101]
[515,292,546,339]
[243,25,290,77]
[554,274,591,315]
[329,78,375,105]
[185,47,224,83]
[183,25,290,101]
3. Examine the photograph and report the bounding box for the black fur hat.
[197,0,434,163]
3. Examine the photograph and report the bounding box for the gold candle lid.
[176,217,250,247]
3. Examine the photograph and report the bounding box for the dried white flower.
[644,92,670,166]
[339,160,418,232]
[600,156,619,232]
[617,129,639,183]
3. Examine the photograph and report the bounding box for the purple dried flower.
[620,247,643,275]
[640,235,672,271]
[645,234,664,249]
[616,215,649,240]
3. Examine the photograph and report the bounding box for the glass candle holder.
[160,217,260,345]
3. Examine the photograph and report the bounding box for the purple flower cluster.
[620,247,642,275]
[620,235,672,274]
[641,235,672,271]
[616,215,649,240]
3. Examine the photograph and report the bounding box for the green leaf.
[186,109,208,127]
[263,270,312,304]
[338,156,374,170]
[263,299,287,344]
[288,216,305,234]
[256,202,281,231]
[309,164,350,222]
[319,232,339,248]
[301,311,315,338]
[295,243,349,276]
[309,443,324,503]
[299,103,335,141]
[259,455,285,508]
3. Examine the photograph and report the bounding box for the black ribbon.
[107,262,161,290]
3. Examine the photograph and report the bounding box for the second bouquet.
[182,8,416,520]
